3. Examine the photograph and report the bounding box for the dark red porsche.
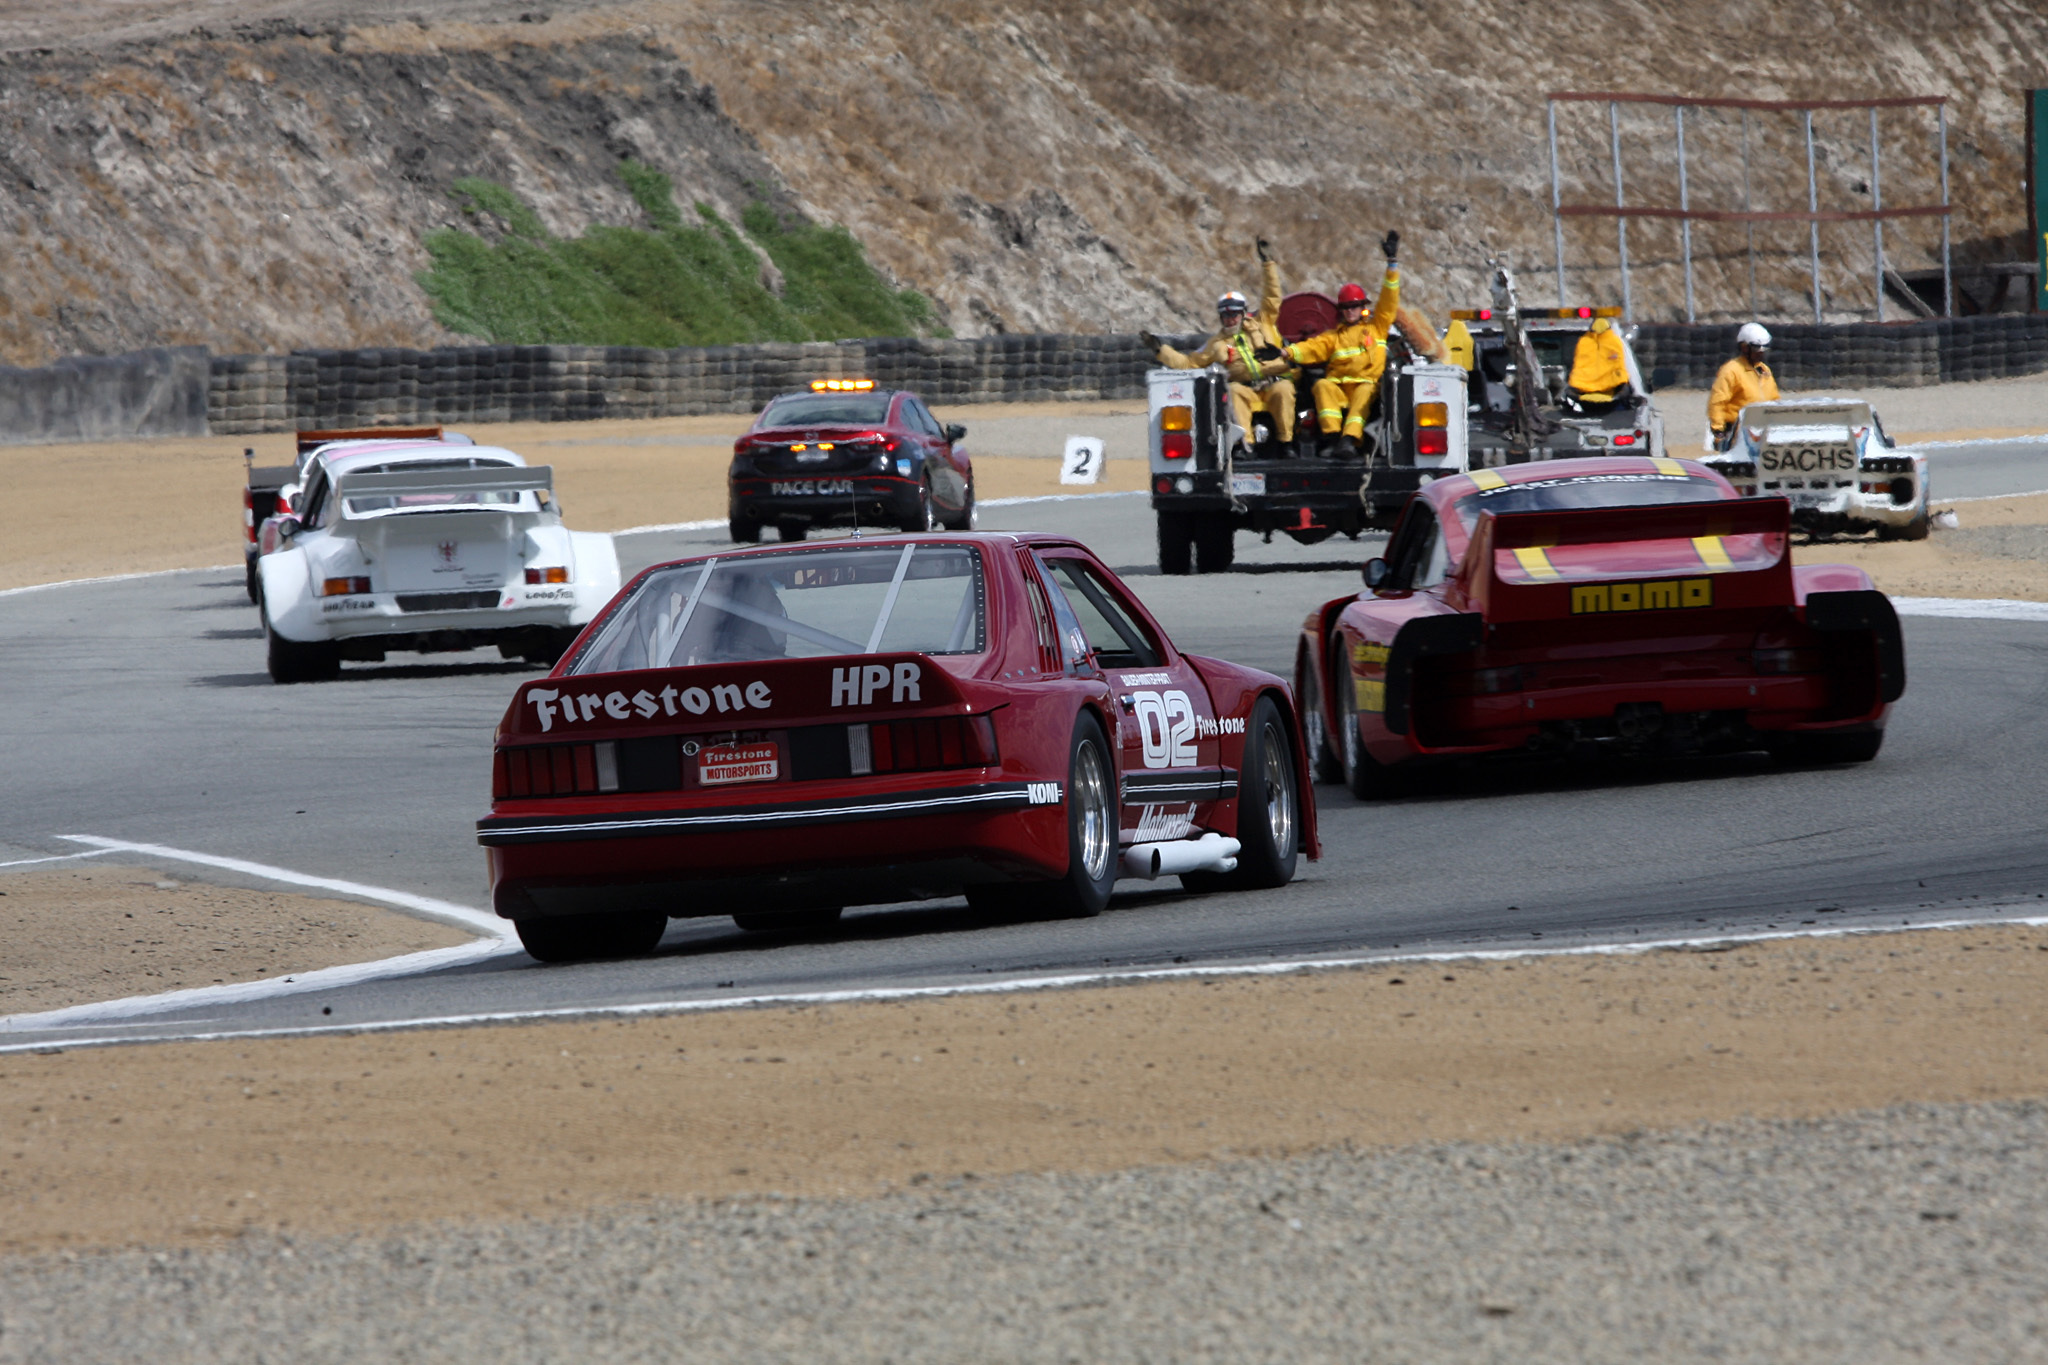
[479,532,1317,961]
[727,380,975,542]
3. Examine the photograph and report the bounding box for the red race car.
[1295,456,1906,797]
[727,379,975,542]
[478,532,1318,961]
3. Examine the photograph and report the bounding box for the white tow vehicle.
[1701,399,1931,540]
[256,435,620,682]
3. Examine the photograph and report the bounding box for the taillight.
[1159,405,1193,432]
[243,488,257,542]
[847,714,999,775]
[495,741,621,798]
[1611,433,1636,446]
[524,567,569,584]
[319,576,372,596]
[1415,402,1447,428]
[1753,648,1824,675]
[1416,429,1448,457]
[1162,432,1193,460]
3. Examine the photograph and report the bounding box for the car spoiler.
[298,425,444,454]
[1462,499,1793,624]
[335,464,553,513]
[500,653,972,739]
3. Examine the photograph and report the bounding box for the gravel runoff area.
[1,1099,2040,1361]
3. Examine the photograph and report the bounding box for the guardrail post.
[1804,109,1823,323]
[1677,106,1695,323]
[1610,101,1632,323]
[1549,100,1567,306]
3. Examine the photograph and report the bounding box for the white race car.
[256,434,620,683]
[1702,399,1930,541]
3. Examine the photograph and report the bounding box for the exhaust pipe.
[1120,832,1242,881]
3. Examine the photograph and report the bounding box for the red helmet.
[1336,282,1368,306]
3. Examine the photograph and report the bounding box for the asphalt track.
[4,439,2047,1048]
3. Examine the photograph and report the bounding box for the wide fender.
[256,547,327,642]
[1792,562,1876,603]
[567,530,623,624]
[1298,593,1359,738]
[1804,588,1906,704]
[1184,654,1320,861]
[1382,610,1484,737]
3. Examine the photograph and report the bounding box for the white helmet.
[1737,322,1772,348]
[1216,290,1249,315]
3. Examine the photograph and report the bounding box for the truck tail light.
[1611,433,1637,446]
[1416,429,1448,457]
[1415,402,1447,428]
[853,714,1000,775]
[1159,405,1193,432]
[319,576,372,596]
[1162,432,1194,460]
[524,567,569,584]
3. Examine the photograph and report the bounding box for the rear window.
[569,543,985,674]
[757,394,893,428]
[1447,472,1726,537]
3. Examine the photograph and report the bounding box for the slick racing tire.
[1300,646,1346,785]
[1181,695,1299,894]
[1337,653,1407,800]
[1767,728,1885,765]
[1879,509,1931,542]
[264,610,341,684]
[244,556,260,604]
[1157,510,1194,575]
[521,627,581,667]
[1043,712,1118,919]
[733,907,843,934]
[729,515,761,544]
[515,911,668,963]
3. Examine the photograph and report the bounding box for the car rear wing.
[298,425,445,454]
[1462,498,1793,624]
[500,652,971,739]
[335,464,553,518]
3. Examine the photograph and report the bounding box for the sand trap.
[3,919,2045,1252]
[0,863,477,1017]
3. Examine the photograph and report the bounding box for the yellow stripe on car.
[1652,458,1687,477]
[1469,468,1507,490]
[1692,535,1733,568]
[1512,546,1561,580]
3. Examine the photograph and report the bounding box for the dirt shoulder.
[1794,491,2048,601]
[0,408,1148,592]
[5,920,2045,1253]
[0,863,477,1017]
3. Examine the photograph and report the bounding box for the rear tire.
[521,627,580,667]
[940,480,976,531]
[1194,514,1236,573]
[1300,647,1345,784]
[244,556,260,604]
[1181,696,1299,893]
[1157,511,1194,575]
[515,911,668,963]
[1880,509,1931,542]
[729,515,761,544]
[1043,713,1118,919]
[775,520,809,543]
[265,610,340,683]
[899,481,936,533]
[733,906,843,934]
[1337,654,1407,799]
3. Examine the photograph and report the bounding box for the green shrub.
[419,163,942,346]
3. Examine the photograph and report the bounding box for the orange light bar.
[810,378,876,392]
[524,567,569,584]
[1415,401,1448,429]
[1159,405,1193,433]
[319,576,372,596]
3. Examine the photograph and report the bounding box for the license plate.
[1229,472,1266,496]
[698,743,779,786]
[1760,445,1855,475]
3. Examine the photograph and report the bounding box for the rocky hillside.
[3,0,2046,365]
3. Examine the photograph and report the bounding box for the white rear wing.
[337,464,553,518]
[1739,400,1874,432]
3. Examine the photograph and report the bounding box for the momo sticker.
[1569,578,1713,615]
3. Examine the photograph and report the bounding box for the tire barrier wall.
[206,335,1168,436]
[1634,314,2048,391]
[0,347,209,446]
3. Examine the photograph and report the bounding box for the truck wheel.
[1043,713,1118,919]
[729,515,761,544]
[1300,648,1346,784]
[1157,510,1194,575]
[1337,658,1407,799]
[1194,514,1235,573]
[515,911,668,963]
[1181,696,1299,894]
[265,611,340,684]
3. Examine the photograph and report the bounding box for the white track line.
[1891,596,2048,622]
[0,564,237,599]
[6,904,2045,1053]
[609,517,725,536]
[55,836,509,937]
[0,849,117,870]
